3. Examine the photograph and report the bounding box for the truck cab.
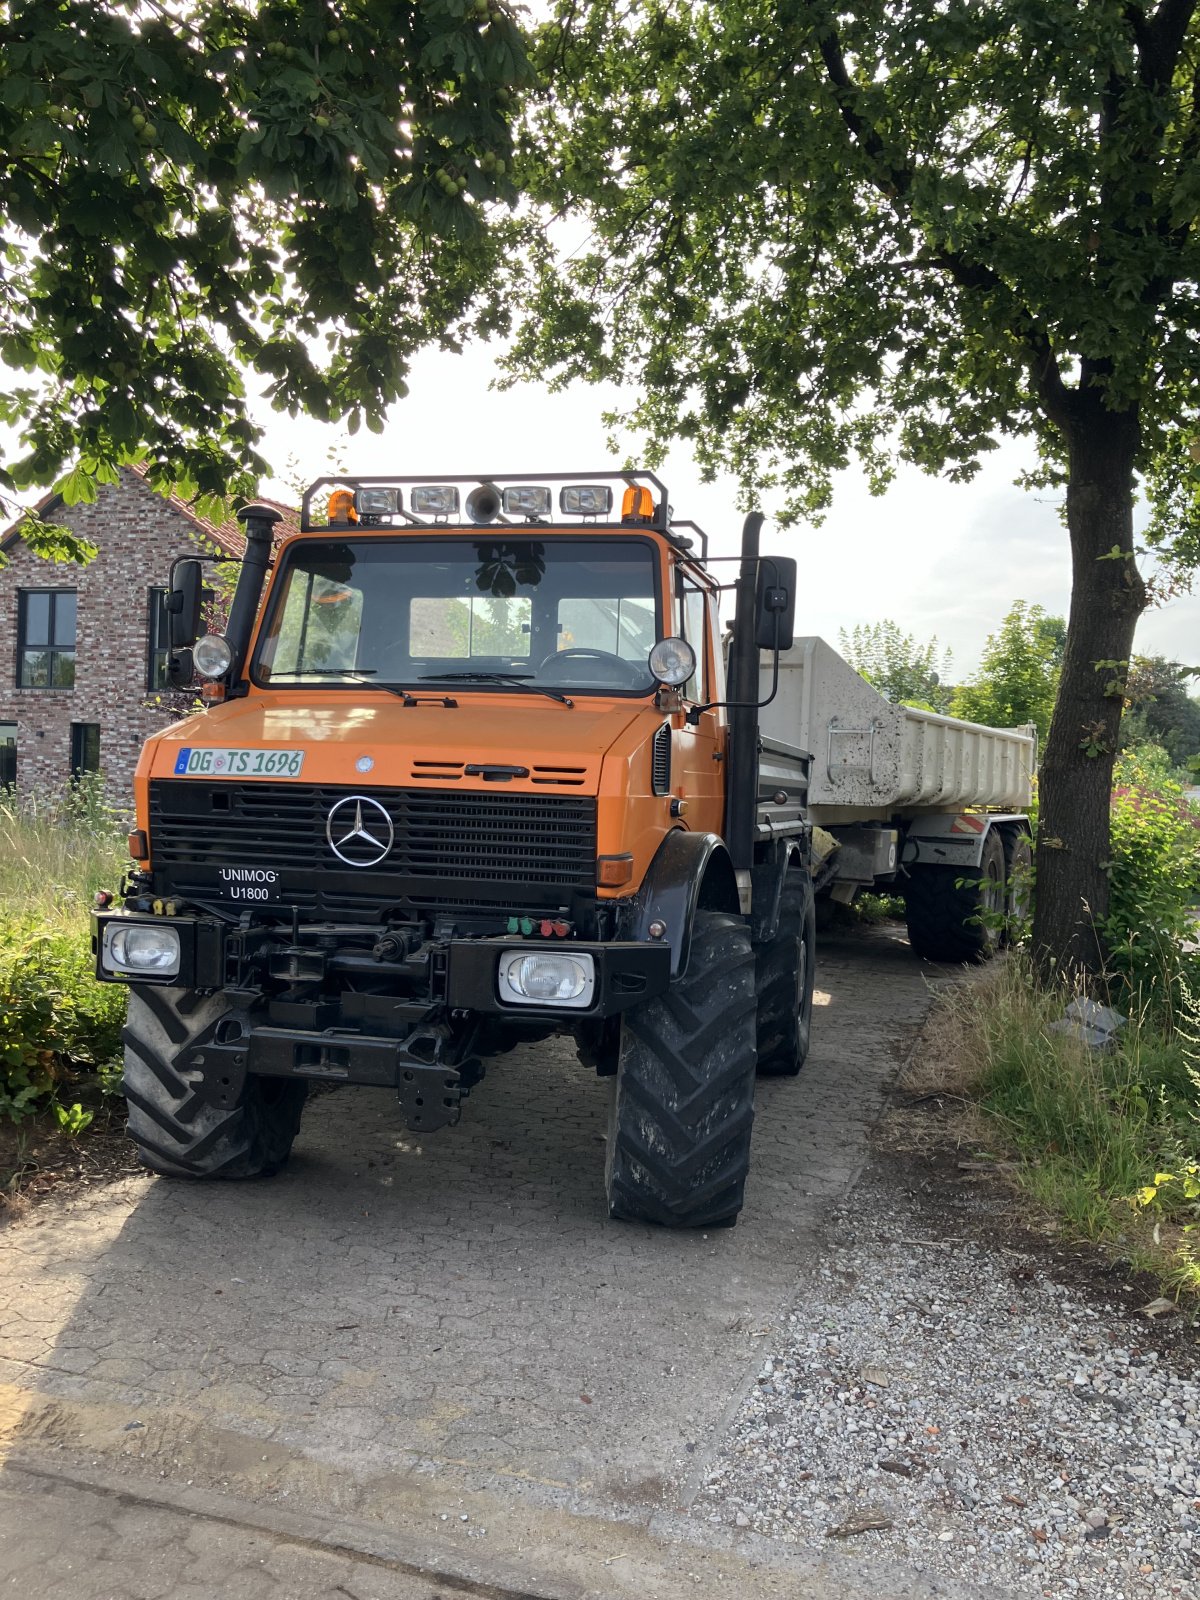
[95,472,814,1227]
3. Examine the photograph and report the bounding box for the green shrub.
[0,793,129,1122]
[0,921,128,1121]
[1104,745,1200,1025]
[945,958,1200,1290]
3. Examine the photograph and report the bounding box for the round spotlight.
[192,633,234,679]
[648,637,696,687]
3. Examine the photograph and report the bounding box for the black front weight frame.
[181,1012,473,1133]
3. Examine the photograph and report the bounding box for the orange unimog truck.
[93,472,813,1227]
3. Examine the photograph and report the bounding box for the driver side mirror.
[755,556,796,651]
[167,559,206,651]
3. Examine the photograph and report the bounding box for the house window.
[148,587,171,689]
[70,722,101,778]
[18,589,77,688]
[0,723,15,788]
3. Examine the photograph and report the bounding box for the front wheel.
[123,987,307,1179]
[605,910,757,1228]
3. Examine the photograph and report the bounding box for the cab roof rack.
[299,470,708,559]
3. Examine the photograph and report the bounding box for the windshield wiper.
[418,671,574,708]
[266,670,416,701]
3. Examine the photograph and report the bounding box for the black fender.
[750,834,811,946]
[615,831,740,979]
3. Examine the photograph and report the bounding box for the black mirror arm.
[685,611,782,725]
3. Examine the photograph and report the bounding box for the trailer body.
[760,636,1035,955]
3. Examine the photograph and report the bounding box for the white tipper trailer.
[758,636,1036,962]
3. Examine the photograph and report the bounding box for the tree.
[838,620,952,712]
[952,601,1064,742]
[0,0,529,530]
[1119,655,1200,766]
[511,1,1200,976]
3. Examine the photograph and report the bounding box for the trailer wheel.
[605,910,757,1228]
[755,871,816,1076]
[1001,827,1033,941]
[122,987,307,1179]
[904,828,1006,964]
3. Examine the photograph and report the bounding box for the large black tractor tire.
[605,910,758,1228]
[904,827,1006,964]
[755,871,817,1077]
[123,987,307,1179]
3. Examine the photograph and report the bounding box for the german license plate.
[217,867,282,903]
[174,747,305,778]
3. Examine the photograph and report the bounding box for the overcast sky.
[250,339,1199,683]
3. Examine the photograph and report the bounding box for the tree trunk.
[1032,402,1146,980]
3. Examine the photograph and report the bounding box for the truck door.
[673,577,724,832]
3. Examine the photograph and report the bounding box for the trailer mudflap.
[185,1022,472,1131]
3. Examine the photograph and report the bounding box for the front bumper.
[93,911,670,1021]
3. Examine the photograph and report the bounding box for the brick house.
[0,466,297,801]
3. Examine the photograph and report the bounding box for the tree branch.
[813,18,1074,435]
[1141,0,1198,90]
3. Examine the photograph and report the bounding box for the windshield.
[254,536,661,694]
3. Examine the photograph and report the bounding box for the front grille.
[149,780,597,921]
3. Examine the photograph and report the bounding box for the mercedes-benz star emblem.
[326,794,394,868]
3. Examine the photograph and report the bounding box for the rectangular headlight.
[497,949,595,1008]
[356,487,401,516]
[411,485,460,515]
[560,485,613,516]
[501,485,552,517]
[101,920,181,980]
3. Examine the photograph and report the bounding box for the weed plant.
[945,954,1200,1294]
[0,781,128,1121]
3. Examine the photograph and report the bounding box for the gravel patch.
[694,1177,1198,1599]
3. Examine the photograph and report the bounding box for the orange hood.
[141,691,648,796]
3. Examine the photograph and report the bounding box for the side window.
[679,582,709,701]
[0,723,15,788]
[70,722,100,778]
[18,589,77,688]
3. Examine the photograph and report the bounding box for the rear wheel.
[1001,827,1033,941]
[606,910,757,1228]
[755,871,816,1076]
[123,987,307,1178]
[904,828,1006,964]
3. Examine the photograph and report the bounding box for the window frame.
[69,722,101,778]
[250,533,666,700]
[146,586,172,691]
[0,722,15,789]
[16,588,78,690]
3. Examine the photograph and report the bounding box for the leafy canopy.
[838,620,952,712]
[0,0,529,520]
[1119,655,1200,766]
[951,600,1064,741]
[509,0,1200,542]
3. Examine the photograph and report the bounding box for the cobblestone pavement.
[0,926,968,1598]
[0,1469,440,1600]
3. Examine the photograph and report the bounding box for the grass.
[0,782,128,932]
[0,782,129,1144]
[935,956,1200,1298]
